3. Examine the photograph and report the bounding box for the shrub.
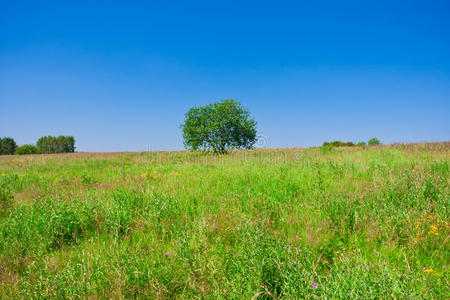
[37,135,75,154]
[368,137,381,146]
[323,141,355,147]
[0,137,17,155]
[181,99,257,154]
[357,141,366,146]
[15,144,39,155]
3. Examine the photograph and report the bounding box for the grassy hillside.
[0,143,449,298]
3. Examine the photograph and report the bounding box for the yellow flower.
[0,173,5,176]
[427,224,439,236]
[423,269,434,274]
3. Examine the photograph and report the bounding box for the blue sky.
[1,0,449,151]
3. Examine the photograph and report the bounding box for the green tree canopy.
[0,137,17,155]
[181,99,257,154]
[368,137,381,146]
[15,144,39,155]
[37,135,75,154]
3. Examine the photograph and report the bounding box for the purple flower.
[165,253,170,257]
[423,267,426,270]
[443,266,447,268]
[312,282,318,288]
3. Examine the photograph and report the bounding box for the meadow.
[0,143,449,298]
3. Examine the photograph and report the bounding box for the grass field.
[0,143,449,298]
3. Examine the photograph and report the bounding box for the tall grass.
[0,143,448,298]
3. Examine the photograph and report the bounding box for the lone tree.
[368,137,381,146]
[181,99,257,154]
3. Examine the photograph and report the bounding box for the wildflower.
[423,268,434,274]
[423,267,426,270]
[1,173,5,176]
[443,266,447,269]
[312,282,318,288]
[428,224,439,236]
[165,253,170,257]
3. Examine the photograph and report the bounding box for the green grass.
[0,143,449,298]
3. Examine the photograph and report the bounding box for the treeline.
[323,137,381,147]
[0,136,75,155]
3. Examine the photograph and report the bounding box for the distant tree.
[37,135,75,154]
[37,136,55,154]
[15,144,39,155]
[323,141,354,147]
[181,99,257,154]
[357,141,366,146]
[57,136,75,152]
[0,137,17,155]
[368,137,381,146]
